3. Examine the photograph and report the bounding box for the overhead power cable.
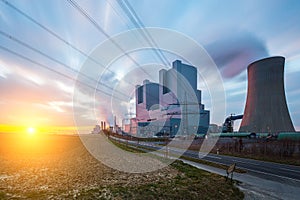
[0,30,130,99]
[0,45,126,101]
[66,0,156,81]
[117,0,169,66]
[0,0,134,88]
[1,0,179,113]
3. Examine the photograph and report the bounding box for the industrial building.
[134,60,209,137]
[239,56,295,134]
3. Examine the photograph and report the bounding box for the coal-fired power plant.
[239,56,295,133]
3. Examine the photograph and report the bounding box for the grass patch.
[111,138,247,173]
[110,139,143,153]
[0,134,243,199]
[109,138,244,199]
[75,161,245,200]
[0,192,7,199]
[109,138,174,165]
[105,160,244,200]
[179,155,247,173]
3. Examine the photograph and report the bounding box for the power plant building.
[239,56,295,134]
[135,60,209,137]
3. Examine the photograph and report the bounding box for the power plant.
[117,56,296,138]
[134,60,209,137]
[239,56,295,134]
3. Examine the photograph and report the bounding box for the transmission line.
[66,0,156,81]
[0,45,125,102]
[117,0,169,66]
[0,30,130,99]
[0,0,134,87]
[1,0,180,117]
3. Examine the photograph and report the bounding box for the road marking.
[233,159,260,166]
[279,168,300,173]
[121,140,300,183]
[201,153,222,160]
[114,138,300,182]
[245,168,300,183]
[187,158,300,183]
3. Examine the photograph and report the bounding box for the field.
[0,133,243,199]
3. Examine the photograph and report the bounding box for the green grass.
[0,133,243,199]
[0,192,7,199]
[179,155,247,173]
[109,138,244,199]
[108,160,243,200]
[110,138,247,173]
[75,160,244,200]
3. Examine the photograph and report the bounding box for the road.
[111,136,300,199]
[175,148,300,185]
[112,136,300,184]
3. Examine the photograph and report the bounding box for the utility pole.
[184,92,188,135]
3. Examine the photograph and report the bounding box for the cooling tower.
[239,56,295,133]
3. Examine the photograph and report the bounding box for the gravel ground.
[0,134,180,199]
[0,133,243,199]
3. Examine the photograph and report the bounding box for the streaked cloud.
[0,0,299,130]
[206,31,269,79]
[0,60,11,78]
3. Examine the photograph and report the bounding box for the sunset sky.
[0,0,300,131]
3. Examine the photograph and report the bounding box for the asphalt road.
[175,147,300,186]
[112,137,300,187]
[109,136,300,199]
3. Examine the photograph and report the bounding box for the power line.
[66,0,178,109]
[0,30,130,99]
[1,0,181,117]
[1,0,148,105]
[117,0,169,66]
[106,0,169,66]
[105,0,165,65]
[1,0,88,62]
[0,45,125,102]
[66,0,156,81]
[0,0,134,89]
[1,0,159,100]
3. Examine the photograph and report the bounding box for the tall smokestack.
[239,56,295,133]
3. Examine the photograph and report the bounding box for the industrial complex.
[132,60,209,137]
[97,56,297,138]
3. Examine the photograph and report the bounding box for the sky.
[0,0,299,131]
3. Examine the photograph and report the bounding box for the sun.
[27,127,36,135]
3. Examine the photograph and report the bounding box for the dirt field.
[0,133,243,199]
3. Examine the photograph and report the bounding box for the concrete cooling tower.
[239,56,295,133]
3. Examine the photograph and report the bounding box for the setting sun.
[27,127,36,135]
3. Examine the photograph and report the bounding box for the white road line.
[233,159,260,166]
[245,168,300,183]
[279,167,300,173]
[123,140,300,183]
[189,158,300,183]
[202,154,222,160]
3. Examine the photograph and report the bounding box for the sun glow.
[27,127,36,135]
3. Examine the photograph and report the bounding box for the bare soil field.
[0,133,243,199]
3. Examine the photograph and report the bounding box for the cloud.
[48,101,73,113]
[0,70,75,125]
[55,81,74,94]
[285,54,300,73]
[0,61,11,78]
[205,31,269,79]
